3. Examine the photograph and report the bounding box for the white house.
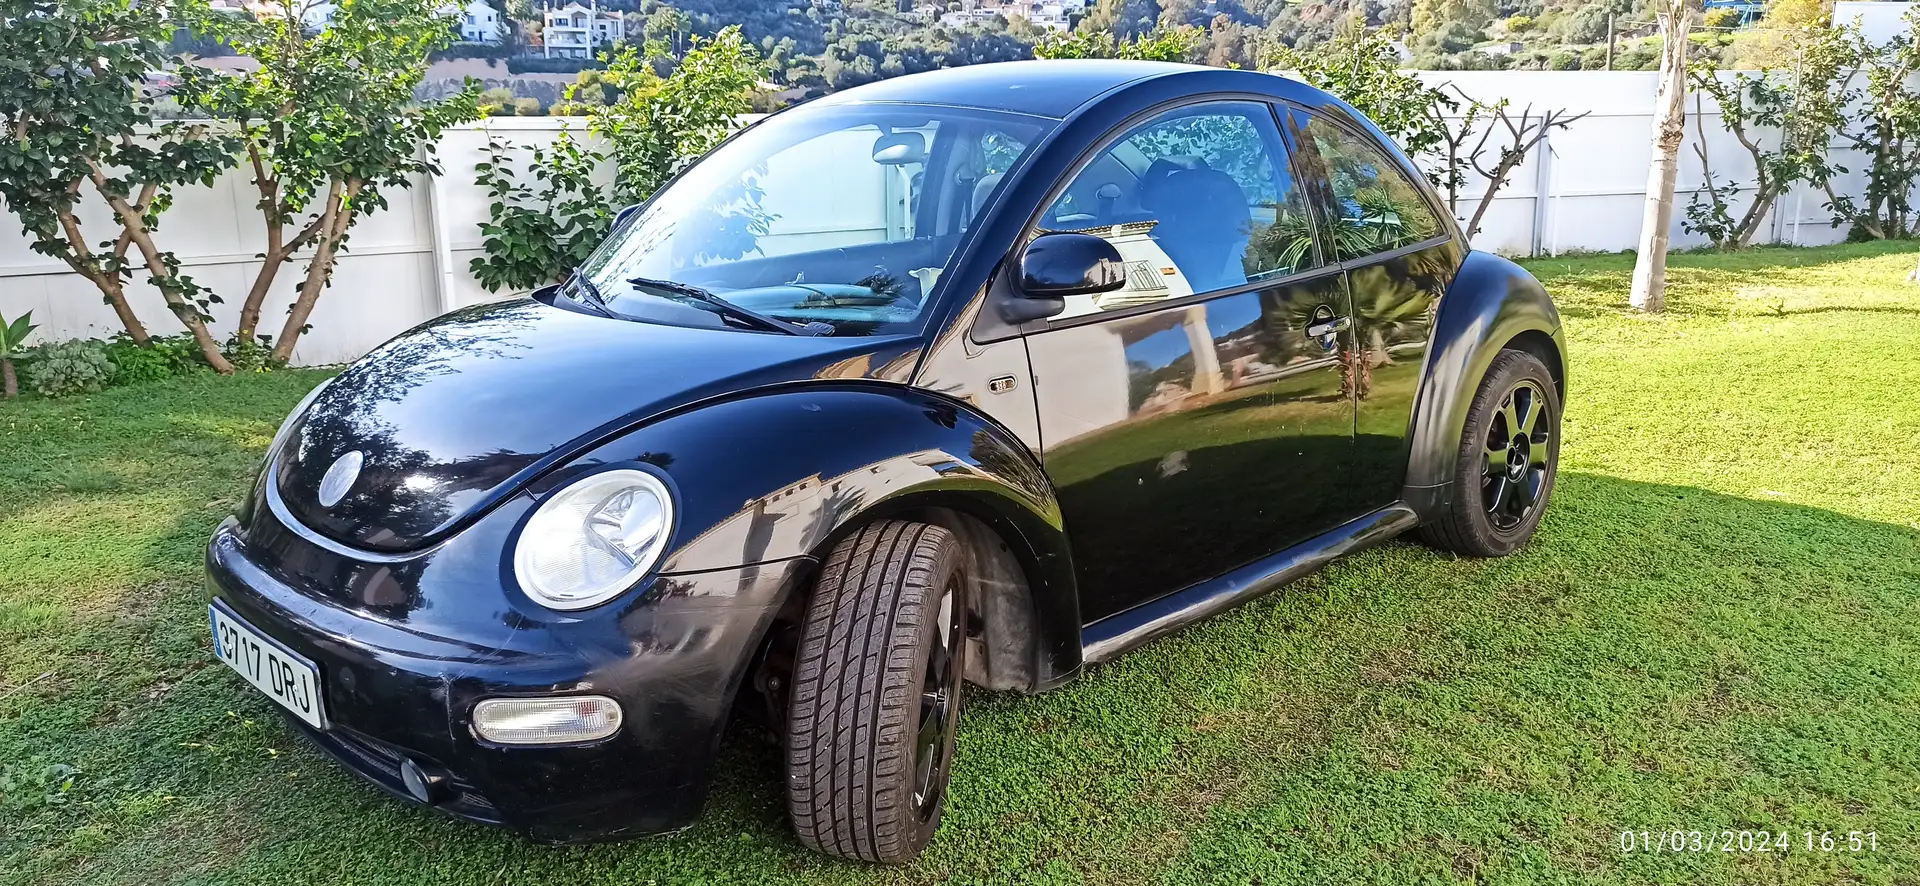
[940,0,1085,30]
[455,0,504,43]
[542,0,622,59]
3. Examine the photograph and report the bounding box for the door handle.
[1305,315,1351,339]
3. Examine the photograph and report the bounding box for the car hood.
[272,298,918,553]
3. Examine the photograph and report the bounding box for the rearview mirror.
[871,132,927,166]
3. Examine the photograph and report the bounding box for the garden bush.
[103,334,214,383]
[22,340,115,397]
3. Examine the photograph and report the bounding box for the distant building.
[456,0,504,43]
[940,0,1086,31]
[541,0,621,59]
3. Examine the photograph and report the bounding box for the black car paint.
[205,60,1564,842]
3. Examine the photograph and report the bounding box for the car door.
[1021,100,1361,624]
[1285,108,1464,509]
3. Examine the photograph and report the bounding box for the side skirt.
[1078,503,1420,665]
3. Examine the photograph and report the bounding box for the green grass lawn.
[4,242,1918,885]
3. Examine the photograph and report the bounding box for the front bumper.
[205,517,806,842]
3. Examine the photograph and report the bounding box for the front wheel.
[1418,349,1562,557]
[785,520,967,864]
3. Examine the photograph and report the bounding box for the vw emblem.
[318,450,364,508]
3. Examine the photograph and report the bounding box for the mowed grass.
[3,241,1918,885]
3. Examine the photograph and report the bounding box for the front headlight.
[512,469,674,611]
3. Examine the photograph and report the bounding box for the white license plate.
[210,602,326,729]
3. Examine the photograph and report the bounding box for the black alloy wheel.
[1419,348,1562,557]
[911,573,964,822]
[1482,379,1552,531]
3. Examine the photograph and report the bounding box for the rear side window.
[1295,115,1444,263]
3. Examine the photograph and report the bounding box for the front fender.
[1402,250,1566,520]
[564,382,1082,689]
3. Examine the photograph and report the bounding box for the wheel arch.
[1402,250,1567,523]
[577,383,1085,695]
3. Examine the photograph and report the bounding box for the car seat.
[1138,157,1251,293]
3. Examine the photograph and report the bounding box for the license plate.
[210,602,326,729]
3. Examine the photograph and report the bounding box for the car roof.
[808,60,1312,120]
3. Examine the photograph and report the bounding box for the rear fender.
[1402,250,1567,521]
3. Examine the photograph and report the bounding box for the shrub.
[513,96,544,115]
[1505,14,1535,33]
[102,337,175,384]
[1704,7,1741,30]
[22,340,115,397]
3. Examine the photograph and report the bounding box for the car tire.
[1418,349,1562,557]
[785,520,968,864]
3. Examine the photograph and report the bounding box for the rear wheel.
[785,520,967,864]
[1418,349,1562,557]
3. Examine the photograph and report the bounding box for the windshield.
[578,103,1051,336]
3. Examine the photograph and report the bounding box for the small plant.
[0,758,81,813]
[102,333,213,383]
[0,311,37,399]
[22,340,116,398]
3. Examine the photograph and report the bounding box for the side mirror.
[614,203,643,229]
[1021,232,1126,297]
[1001,233,1127,324]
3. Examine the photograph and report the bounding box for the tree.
[1686,25,1852,249]
[595,28,762,207]
[1429,87,1588,240]
[0,311,36,398]
[1034,26,1204,62]
[1269,29,1457,164]
[472,28,763,290]
[1629,0,1691,314]
[0,0,240,371]
[1080,0,1160,39]
[1734,0,1831,68]
[177,0,480,366]
[1823,8,1920,241]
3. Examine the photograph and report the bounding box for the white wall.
[1410,70,1852,257]
[2,42,1911,363]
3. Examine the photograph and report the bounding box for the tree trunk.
[1733,187,1777,250]
[54,205,150,344]
[271,178,362,366]
[1629,1,1690,314]
[2,357,15,398]
[86,164,235,373]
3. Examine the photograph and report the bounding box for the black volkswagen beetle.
[205,60,1565,863]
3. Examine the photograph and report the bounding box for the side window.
[1298,115,1445,262]
[1039,101,1318,314]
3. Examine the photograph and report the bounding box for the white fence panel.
[1,41,1910,363]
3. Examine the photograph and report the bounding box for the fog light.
[399,757,448,804]
[471,696,623,745]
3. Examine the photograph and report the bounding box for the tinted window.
[1038,101,1318,315]
[1299,116,1444,262]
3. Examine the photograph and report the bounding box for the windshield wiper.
[627,276,832,336]
[568,272,616,317]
